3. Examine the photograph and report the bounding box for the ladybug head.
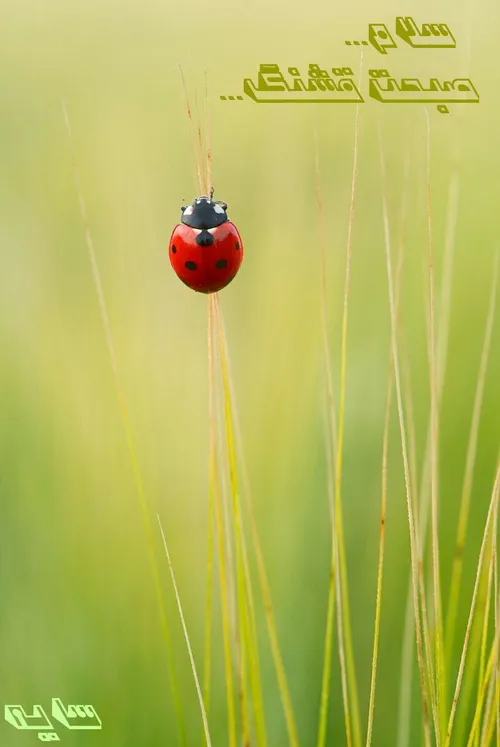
[181,195,229,230]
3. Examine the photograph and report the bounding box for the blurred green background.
[0,0,499,745]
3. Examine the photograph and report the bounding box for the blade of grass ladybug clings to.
[216,361,269,747]
[215,308,252,747]
[178,65,203,194]
[203,294,216,722]
[157,514,213,747]
[424,108,447,744]
[378,120,433,747]
[204,72,212,198]
[197,78,218,732]
[212,293,268,747]
[206,307,250,745]
[198,92,257,744]
[201,81,216,722]
[396,103,464,747]
[208,293,238,747]
[212,342,268,747]
[365,149,411,747]
[194,89,207,194]
[199,78,259,740]
[214,348,240,688]
[213,296,298,747]
[213,339,250,747]
[316,51,364,747]
[213,299,300,747]
[61,102,186,747]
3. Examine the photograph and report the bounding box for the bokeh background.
[1,0,499,745]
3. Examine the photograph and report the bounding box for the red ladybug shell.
[169,195,243,293]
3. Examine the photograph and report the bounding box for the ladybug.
[168,190,243,293]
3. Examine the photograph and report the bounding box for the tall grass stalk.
[214,293,257,746]
[314,111,338,492]
[379,120,432,747]
[445,460,500,746]
[202,76,214,722]
[495,507,499,747]
[213,293,269,747]
[473,520,496,747]
[316,54,363,747]
[397,110,462,747]
[465,462,500,747]
[178,66,204,193]
[365,149,410,747]
[182,83,264,746]
[479,510,499,747]
[215,303,300,747]
[188,85,265,747]
[208,293,238,747]
[445,253,498,676]
[454,505,497,746]
[424,109,446,745]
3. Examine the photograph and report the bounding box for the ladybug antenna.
[209,185,214,200]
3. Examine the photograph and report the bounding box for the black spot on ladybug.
[215,259,228,269]
[235,242,240,250]
[171,245,177,253]
[196,230,215,247]
[185,261,197,271]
